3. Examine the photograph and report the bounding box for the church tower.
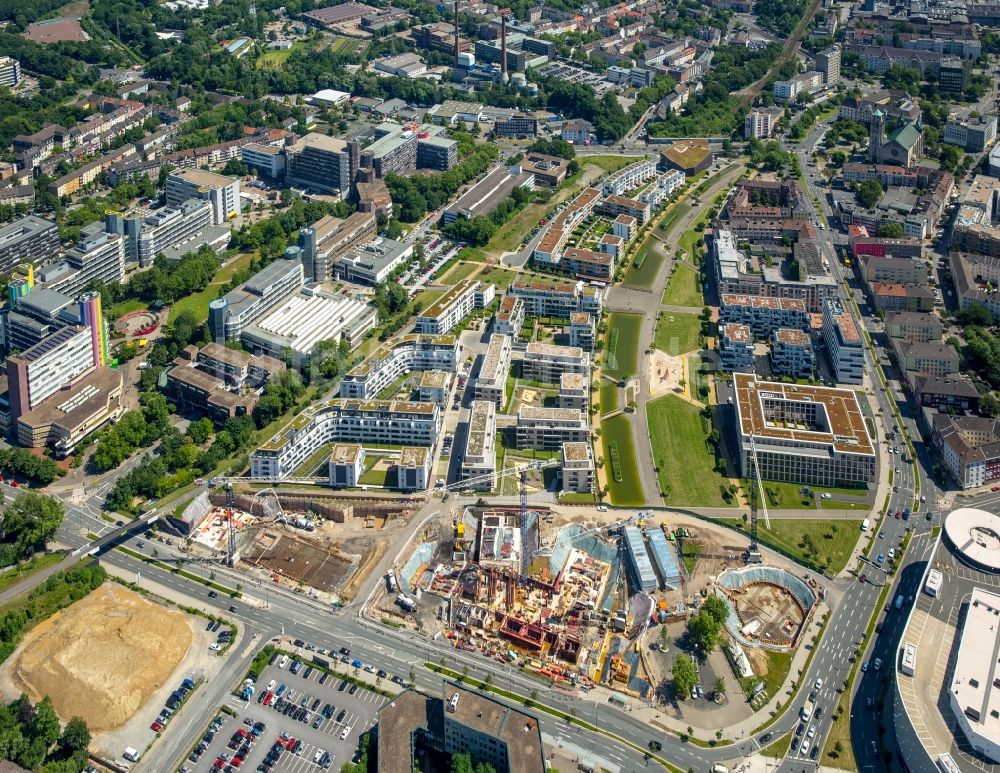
[869,108,885,163]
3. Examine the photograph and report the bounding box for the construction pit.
[716,566,817,649]
[0,583,194,732]
[180,490,417,602]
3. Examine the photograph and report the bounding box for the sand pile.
[12,583,192,730]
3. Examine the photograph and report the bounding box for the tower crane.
[745,435,769,564]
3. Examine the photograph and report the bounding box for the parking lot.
[182,654,390,773]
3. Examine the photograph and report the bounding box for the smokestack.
[501,14,508,83]
[454,0,460,67]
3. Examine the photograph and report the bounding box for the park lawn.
[821,500,870,511]
[661,263,702,307]
[256,44,306,69]
[646,395,728,506]
[110,298,147,318]
[653,312,700,355]
[478,266,517,290]
[823,687,858,770]
[750,479,816,509]
[720,517,862,575]
[622,239,664,289]
[171,251,255,324]
[603,313,643,381]
[677,225,706,260]
[440,260,482,284]
[601,415,644,506]
[599,381,619,413]
[582,155,638,173]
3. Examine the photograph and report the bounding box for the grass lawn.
[622,239,665,289]
[653,312,701,355]
[677,225,706,260]
[440,261,482,284]
[604,313,642,380]
[0,552,65,595]
[171,251,255,324]
[601,415,644,506]
[823,690,857,770]
[600,381,619,413]
[411,288,444,311]
[751,479,816,509]
[110,298,147,318]
[646,395,728,506]
[478,267,518,290]
[256,44,306,69]
[761,733,793,759]
[821,500,870,511]
[661,263,703,308]
[581,155,638,173]
[720,517,862,575]
[329,37,366,56]
[678,539,699,574]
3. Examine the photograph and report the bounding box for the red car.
[232,758,243,768]
[992,486,1000,491]
[895,511,901,519]
[9,480,19,487]
[284,737,296,749]
[214,761,224,770]
[150,721,163,732]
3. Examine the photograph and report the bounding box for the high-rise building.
[7,325,98,420]
[78,291,108,368]
[209,258,304,342]
[0,216,59,275]
[36,224,125,298]
[815,45,841,85]
[285,133,353,195]
[165,169,241,225]
[0,57,20,88]
[297,211,377,283]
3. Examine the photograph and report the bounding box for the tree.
[856,178,883,208]
[959,301,994,327]
[878,222,904,238]
[981,392,1000,418]
[700,595,729,627]
[687,609,722,654]
[0,493,64,567]
[58,716,90,755]
[713,676,726,697]
[672,654,698,698]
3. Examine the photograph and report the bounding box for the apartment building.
[558,372,588,411]
[859,254,925,284]
[329,444,365,488]
[870,282,934,313]
[719,294,809,338]
[640,170,685,211]
[561,441,595,493]
[209,259,304,343]
[816,45,841,84]
[953,174,1000,258]
[602,158,657,197]
[561,119,594,145]
[612,214,636,242]
[733,373,877,486]
[950,251,1000,320]
[36,225,126,298]
[285,133,353,195]
[569,312,596,351]
[514,406,588,450]
[494,295,525,338]
[519,154,569,187]
[561,248,615,283]
[166,169,240,225]
[770,328,815,379]
[250,400,442,479]
[341,334,460,399]
[474,334,512,406]
[744,107,783,139]
[462,399,497,484]
[522,342,590,383]
[415,279,495,335]
[892,339,960,376]
[511,279,603,319]
[933,413,1000,489]
[773,71,824,101]
[886,310,942,342]
[597,195,650,225]
[718,323,754,373]
[0,216,59,275]
[397,446,431,491]
[417,370,450,406]
[912,373,980,414]
[822,298,865,384]
[532,187,602,267]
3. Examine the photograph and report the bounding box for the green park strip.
[653,312,701,356]
[646,395,728,506]
[423,663,685,773]
[601,415,644,506]
[114,545,242,597]
[0,552,66,595]
[717,518,862,576]
[604,313,642,380]
[661,263,703,308]
[170,251,257,324]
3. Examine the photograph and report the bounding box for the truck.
[397,593,415,612]
[799,699,815,722]
[386,571,397,593]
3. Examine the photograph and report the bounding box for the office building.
[815,45,841,84]
[944,117,997,153]
[719,322,754,373]
[6,325,99,421]
[773,70,824,101]
[561,441,594,493]
[494,114,538,138]
[416,136,458,171]
[822,298,864,384]
[335,237,412,286]
[519,154,569,187]
[474,334,511,407]
[250,399,441,479]
[522,342,590,383]
[36,225,125,298]
[376,686,545,773]
[165,169,240,225]
[733,372,877,486]
[514,406,588,450]
[442,165,534,224]
[135,198,215,267]
[298,211,378,283]
[770,328,814,379]
[285,133,353,196]
[240,290,378,366]
[361,124,418,178]
[341,334,460,399]
[0,216,59,275]
[415,279,495,335]
[241,143,286,179]
[494,295,524,338]
[329,444,365,488]
[209,259,304,342]
[0,57,20,88]
[462,399,497,484]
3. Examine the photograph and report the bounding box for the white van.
[124,747,139,763]
[861,518,870,531]
[339,726,352,740]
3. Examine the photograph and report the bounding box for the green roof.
[887,121,921,150]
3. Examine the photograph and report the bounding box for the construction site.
[169,486,418,602]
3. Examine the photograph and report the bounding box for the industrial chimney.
[500,13,508,83]
[454,0,460,68]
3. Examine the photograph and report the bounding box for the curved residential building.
[340,334,460,399]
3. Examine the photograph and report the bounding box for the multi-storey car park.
[250,399,441,479]
[732,373,877,487]
[339,334,461,400]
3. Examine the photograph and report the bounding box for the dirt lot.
[244,529,354,593]
[5,584,192,731]
[729,581,805,644]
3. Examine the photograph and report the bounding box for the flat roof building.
[733,372,876,487]
[822,297,864,384]
[462,399,497,486]
[514,406,588,451]
[341,333,460,400]
[475,334,512,407]
[522,342,590,383]
[949,587,1000,762]
[334,237,412,286]
[285,133,353,197]
[209,259,304,342]
[442,165,534,224]
[415,279,494,335]
[329,443,365,488]
[561,440,594,493]
[0,216,59,275]
[165,169,240,225]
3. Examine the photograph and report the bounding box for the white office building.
[136,198,215,266]
[0,57,20,88]
[209,259,305,342]
[166,169,241,225]
[822,298,865,384]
